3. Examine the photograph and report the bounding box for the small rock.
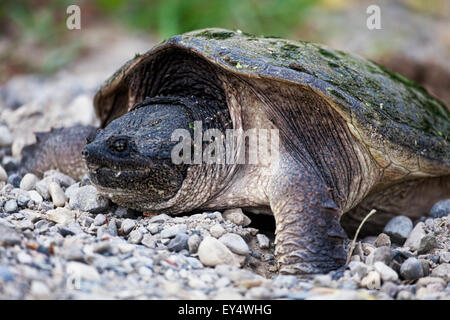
[348,261,371,279]
[430,263,450,282]
[80,173,91,186]
[429,199,450,218]
[17,194,30,207]
[361,271,381,290]
[374,233,391,248]
[48,182,67,207]
[69,185,109,213]
[19,173,39,191]
[0,265,14,282]
[416,277,446,288]
[188,234,201,254]
[383,216,413,244]
[439,252,450,264]
[160,224,187,238]
[141,234,156,248]
[45,207,75,226]
[0,125,13,147]
[313,274,332,287]
[104,222,117,238]
[35,180,50,199]
[373,261,398,282]
[93,214,106,226]
[44,170,75,188]
[273,275,299,288]
[219,233,250,255]
[381,281,399,298]
[128,229,143,244]
[404,222,426,251]
[65,183,80,200]
[400,257,424,280]
[198,236,238,267]
[120,219,136,235]
[147,223,160,234]
[256,234,270,249]
[66,261,101,282]
[4,199,18,213]
[18,219,34,230]
[7,174,21,188]
[167,233,189,252]
[222,208,251,226]
[28,190,43,204]
[397,290,413,300]
[0,224,21,246]
[417,235,437,254]
[30,281,51,299]
[0,165,7,182]
[210,224,226,238]
[366,246,393,266]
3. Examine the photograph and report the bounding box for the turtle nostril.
[81,147,89,158]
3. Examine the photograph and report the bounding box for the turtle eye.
[109,137,129,153]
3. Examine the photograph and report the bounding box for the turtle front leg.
[269,154,348,274]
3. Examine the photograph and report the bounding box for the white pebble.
[49,182,67,207]
[19,173,39,191]
[198,236,239,267]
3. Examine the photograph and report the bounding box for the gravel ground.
[0,162,449,300]
[0,25,449,300]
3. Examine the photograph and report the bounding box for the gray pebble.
[374,233,391,248]
[381,281,399,298]
[121,219,136,235]
[188,234,201,254]
[4,199,18,213]
[69,185,109,213]
[17,194,30,207]
[65,183,80,199]
[256,234,270,249]
[161,224,187,238]
[35,180,50,199]
[19,173,39,191]
[79,173,91,186]
[219,233,250,255]
[404,222,426,251]
[107,220,118,237]
[43,170,75,188]
[429,199,450,218]
[28,190,43,204]
[0,125,13,147]
[348,261,370,279]
[431,263,450,282]
[440,252,450,264]
[7,174,21,188]
[93,214,106,226]
[141,234,157,249]
[128,230,143,244]
[273,275,299,288]
[417,235,437,254]
[222,208,251,226]
[366,246,393,266]
[167,233,189,252]
[0,224,21,246]
[0,265,14,282]
[383,216,413,244]
[400,257,424,280]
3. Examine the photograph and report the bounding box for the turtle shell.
[94,28,449,174]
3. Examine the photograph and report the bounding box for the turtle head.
[82,102,192,210]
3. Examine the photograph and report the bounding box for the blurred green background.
[1,0,449,95]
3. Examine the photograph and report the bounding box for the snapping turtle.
[21,28,450,274]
